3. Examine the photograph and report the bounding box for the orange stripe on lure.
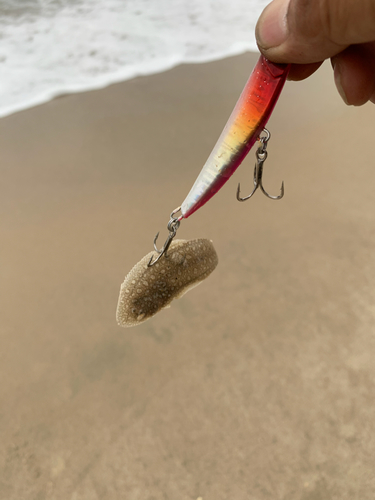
[180,55,290,219]
[148,55,290,266]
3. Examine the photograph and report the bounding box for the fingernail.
[333,60,350,105]
[256,0,290,49]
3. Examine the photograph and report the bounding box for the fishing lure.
[117,55,289,327]
[148,55,290,266]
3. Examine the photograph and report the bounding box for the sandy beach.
[1,51,375,499]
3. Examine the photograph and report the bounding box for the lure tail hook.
[147,207,181,267]
[236,128,284,202]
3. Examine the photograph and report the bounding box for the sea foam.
[0,0,268,117]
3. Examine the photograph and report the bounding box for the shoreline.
[0,47,259,120]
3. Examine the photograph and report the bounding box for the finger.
[333,43,375,105]
[287,62,323,81]
[256,0,375,64]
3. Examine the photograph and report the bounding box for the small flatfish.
[116,238,218,327]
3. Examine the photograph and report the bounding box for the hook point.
[236,183,242,201]
[153,232,160,252]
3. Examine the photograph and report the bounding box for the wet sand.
[1,52,375,499]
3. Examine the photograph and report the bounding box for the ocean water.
[0,0,269,117]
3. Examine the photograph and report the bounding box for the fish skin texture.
[116,238,218,327]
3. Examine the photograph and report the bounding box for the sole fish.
[116,238,218,327]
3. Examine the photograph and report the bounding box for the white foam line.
[0,45,258,119]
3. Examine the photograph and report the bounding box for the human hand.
[256,0,375,105]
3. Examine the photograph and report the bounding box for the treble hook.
[147,207,181,267]
[236,128,284,202]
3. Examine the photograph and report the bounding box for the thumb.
[256,0,375,64]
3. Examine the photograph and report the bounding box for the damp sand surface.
[1,53,375,498]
